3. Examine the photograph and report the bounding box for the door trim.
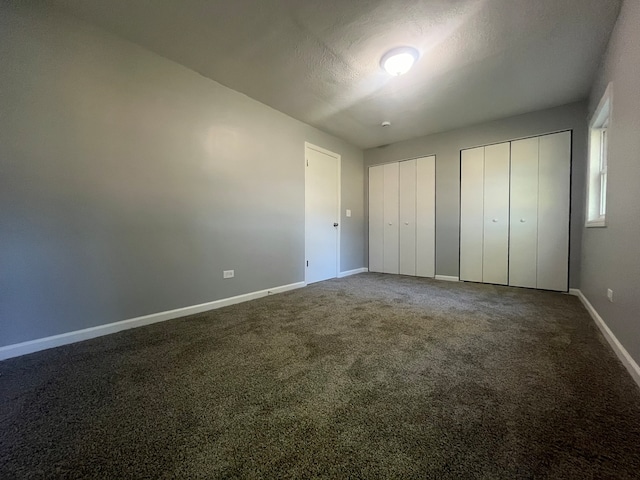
[304,142,341,284]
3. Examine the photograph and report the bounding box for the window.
[586,83,612,227]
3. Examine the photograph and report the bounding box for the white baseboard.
[570,288,640,389]
[435,275,460,282]
[338,268,368,278]
[0,281,306,361]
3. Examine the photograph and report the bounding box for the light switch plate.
[223,270,234,279]
[346,209,351,217]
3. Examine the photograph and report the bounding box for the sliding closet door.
[368,165,384,273]
[416,156,436,277]
[537,131,570,291]
[399,159,417,276]
[509,137,539,288]
[460,147,484,282]
[383,162,400,274]
[482,143,510,285]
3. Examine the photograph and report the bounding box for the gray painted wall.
[581,0,640,364]
[364,102,588,287]
[0,3,364,347]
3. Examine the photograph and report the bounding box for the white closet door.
[368,165,384,273]
[416,155,436,277]
[509,137,539,288]
[482,143,510,285]
[399,159,417,276]
[383,162,400,274]
[460,147,484,282]
[537,131,570,291]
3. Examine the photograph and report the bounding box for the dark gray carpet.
[2,273,640,479]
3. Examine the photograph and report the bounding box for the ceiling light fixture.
[381,47,419,76]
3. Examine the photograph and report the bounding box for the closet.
[369,156,435,277]
[459,131,571,291]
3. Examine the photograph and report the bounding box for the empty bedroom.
[1,0,639,478]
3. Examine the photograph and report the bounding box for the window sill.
[586,219,607,228]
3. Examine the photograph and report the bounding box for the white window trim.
[586,82,612,228]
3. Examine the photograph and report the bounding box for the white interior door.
[305,145,340,284]
[509,137,539,288]
[399,159,417,276]
[383,162,400,274]
[460,147,485,282]
[416,156,436,277]
[537,131,571,291]
[368,165,384,273]
[482,142,510,285]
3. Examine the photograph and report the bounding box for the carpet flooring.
[2,273,640,479]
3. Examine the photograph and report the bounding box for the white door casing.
[305,143,340,284]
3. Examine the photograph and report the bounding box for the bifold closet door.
[510,132,570,291]
[460,147,484,282]
[368,165,384,273]
[460,143,509,285]
[461,132,570,291]
[416,156,436,277]
[482,143,510,285]
[509,137,539,288]
[399,159,417,276]
[370,158,435,278]
[383,162,400,274]
[537,132,570,291]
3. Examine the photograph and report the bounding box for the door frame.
[304,142,341,284]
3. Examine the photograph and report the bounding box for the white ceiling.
[53,0,621,149]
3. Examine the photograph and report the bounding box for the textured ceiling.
[52,0,621,149]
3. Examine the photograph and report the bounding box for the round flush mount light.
[381,46,419,76]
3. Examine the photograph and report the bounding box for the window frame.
[586,83,612,228]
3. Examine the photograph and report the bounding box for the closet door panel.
[537,131,571,291]
[368,165,385,273]
[482,143,510,285]
[416,156,436,277]
[383,162,400,274]
[460,147,484,282]
[509,138,539,288]
[399,159,417,276]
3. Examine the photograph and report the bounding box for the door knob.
[492,219,498,223]
[333,223,339,227]
[520,219,526,223]
[388,222,393,226]
[404,222,409,225]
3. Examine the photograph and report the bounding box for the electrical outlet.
[607,289,613,302]
[223,270,234,279]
